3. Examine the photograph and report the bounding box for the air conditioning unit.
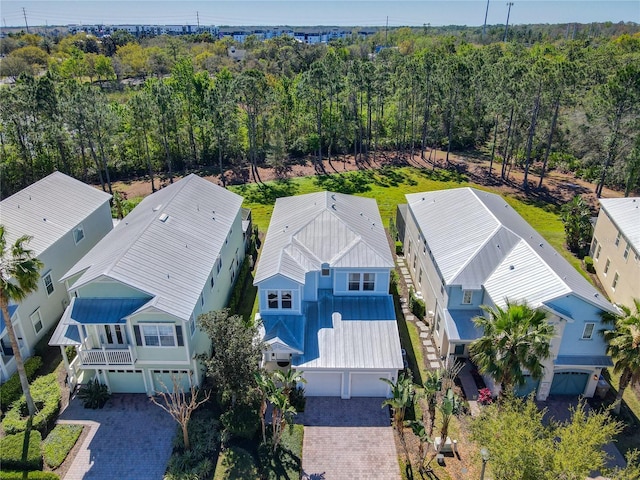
[427,311,434,320]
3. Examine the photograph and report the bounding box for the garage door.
[550,371,589,396]
[516,375,539,397]
[304,372,342,396]
[350,373,391,397]
[152,370,191,393]
[107,370,146,393]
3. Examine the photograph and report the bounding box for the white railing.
[79,346,135,366]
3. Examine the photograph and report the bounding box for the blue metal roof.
[555,355,613,367]
[71,297,150,324]
[1,305,19,335]
[447,308,484,341]
[262,314,305,353]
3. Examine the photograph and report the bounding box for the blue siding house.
[254,191,404,398]
[402,188,617,400]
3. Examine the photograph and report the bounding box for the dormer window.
[462,290,473,304]
[321,263,330,276]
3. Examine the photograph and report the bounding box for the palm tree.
[602,299,640,415]
[0,226,44,418]
[273,368,306,400]
[381,371,414,433]
[469,300,554,394]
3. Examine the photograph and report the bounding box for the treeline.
[0,28,639,198]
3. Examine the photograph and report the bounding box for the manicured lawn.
[603,369,640,456]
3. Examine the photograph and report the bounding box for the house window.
[348,273,361,291]
[582,323,595,340]
[267,290,292,309]
[189,315,196,336]
[615,232,621,247]
[141,325,176,347]
[623,243,630,261]
[423,240,427,254]
[418,268,423,286]
[612,272,619,290]
[42,272,54,296]
[406,241,411,257]
[210,276,215,289]
[73,225,85,244]
[595,245,602,260]
[200,293,204,306]
[30,309,43,334]
[454,344,465,355]
[412,254,417,270]
[590,238,598,257]
[604,258,610,275]
[462,290,473,304]
[434,312,441,333]
[348,273,375,291]
[321,263,330,276]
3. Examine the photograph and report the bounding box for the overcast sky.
[2,1,639,27]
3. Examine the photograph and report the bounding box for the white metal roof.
[63,174,243,320]
[254,191,393,284]
[0,172,112,256]
[599,197,640,254]
[406,188,615,313]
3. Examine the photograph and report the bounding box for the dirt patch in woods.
[105,149,625,207]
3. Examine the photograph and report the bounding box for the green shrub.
[77,378,110,409]
[395,241,403,255]
[64,346,77,363]
[42,424,83,468]
[166,411,219,479]
[0,472,59,480]
[409,288,426,320]
[289,386,306,413]
[2,373,61,435]
[214,446,257,480]
[220,401,259,440]
[228,256,252,315]
[0,356,42,412]
[584,256,595,273]
[0,430,43,471]
[389,270,399,295]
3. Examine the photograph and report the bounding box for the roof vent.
[153,204,162,212]
[331,194,336,200]
[43,218,47,222]
[539,243,544,247]
[159,213,169,223]
[509,265,515,270]
[331,204,336,210]
[594,293,599,297]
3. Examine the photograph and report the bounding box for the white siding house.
[402,188,618,400]
[1,172,113,383]
[254,192,404,398]
[50,174,247,394]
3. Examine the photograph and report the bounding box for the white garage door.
[304,372,342,396]
[351,372,391,397]
[106,370,146,393]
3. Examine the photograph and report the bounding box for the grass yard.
[602,369,640,456]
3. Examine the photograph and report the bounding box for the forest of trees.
[0,24,639,198]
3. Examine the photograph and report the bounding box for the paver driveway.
[58,394,175,480]
[300,397,401,480]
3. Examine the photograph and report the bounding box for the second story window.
[348,273,376,291]
[462,290,473,304]
[604,259,611,275]
[42,272,54,296]
[141,325,176,347]
[30,309,43,334]
[582,323,595,340]
[612,272,620,290]
[623,243,630,261]
[595,245,602,260]
[615,231,621,247]
[267,290,293,309]
[321,263,330,276]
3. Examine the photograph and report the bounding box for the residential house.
[1,172,112,383]
[400,188,617,400]
[50,174,247,394]
[253,191,403,399]
[590,197,640,307]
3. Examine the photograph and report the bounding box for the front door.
[103,325,127,348]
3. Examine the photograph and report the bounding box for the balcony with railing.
[78,345,135,366]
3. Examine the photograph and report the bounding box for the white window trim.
[30,309,43,334]
[581,322,595,340]
[141,324,177,347]
[42,271,54,297]
[612,272,619,290]
[603,258,611,275]
[348,272,376,292]
[73,224,85,245]
[266,290,293,310]
[623,243,630,261]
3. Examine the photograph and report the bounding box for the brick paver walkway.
[58,394,175,480]
[300,397,401,480]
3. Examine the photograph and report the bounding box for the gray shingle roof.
[254,191,393,284]
[406,188,615,313]
[63,174,243,320]
[1,172,112,256]
[599,197,640,254]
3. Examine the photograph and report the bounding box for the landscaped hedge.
[0,472,59,480]
[0,430,43,471]
[2,373,61,435]
[228,256,252,315]
[43,424,83,468]
[0,356,42,412]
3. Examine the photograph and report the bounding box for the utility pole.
[482,0,490,39]
[197,11,200,31]
[22,7,30,33]
[385,16,388,46]
[503,2,513,42]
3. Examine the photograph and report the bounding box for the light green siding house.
[1,172,113,384]
[50,174,248,394]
